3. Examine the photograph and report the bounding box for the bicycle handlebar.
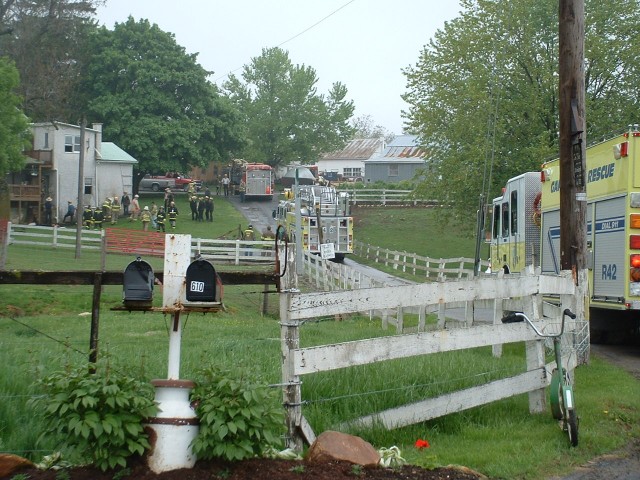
[501,309,576,338]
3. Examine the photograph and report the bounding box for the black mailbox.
[186,257,222,303]
[123,257,154,307]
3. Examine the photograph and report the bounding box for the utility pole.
[75,119,86,259]
[558,0,586,275]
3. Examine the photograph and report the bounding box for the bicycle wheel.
[550,369,563,420]
[567,408,579,447]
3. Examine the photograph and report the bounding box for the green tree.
[403,0,640,220]
[224,47,355,169]
[0,56,30,176]
[352,114,395,143]
[0,0,101,122]
[0,56,30,268]
[80,17,246,173]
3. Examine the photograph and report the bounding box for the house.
[7,122,137,225]
[317,137,385,181]
[363,134,427,184]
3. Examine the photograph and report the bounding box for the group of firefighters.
[81,195,180,232]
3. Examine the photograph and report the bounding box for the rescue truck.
[243,163,274,200]
[274,184,353,262]
[489,126,640,339]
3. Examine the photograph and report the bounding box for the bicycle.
[502,308,579,446]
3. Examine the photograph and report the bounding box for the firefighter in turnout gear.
[243,224,255,256]
[93,206,104,230]
[102,197,112,225]
[156,207,166,232]
[82,205,92,229]
[167,202,179,230]
[140,205,152,231]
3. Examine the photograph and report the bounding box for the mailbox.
[185,257,222,303]
[123,257,154,307]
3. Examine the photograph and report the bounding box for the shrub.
[191,366,284,461]
[29,362,158,471]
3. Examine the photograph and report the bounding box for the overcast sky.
[96,0,461,135]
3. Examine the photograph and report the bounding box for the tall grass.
[1,202,639,479]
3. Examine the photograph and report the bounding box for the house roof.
[321,138,384,161]
[364,135,427,164]
[97,142,138,164]
[30,121,99,133]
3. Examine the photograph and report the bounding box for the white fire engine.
[274,185,353,262]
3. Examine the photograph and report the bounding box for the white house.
[317,137,385,181]
[9,122,137,224]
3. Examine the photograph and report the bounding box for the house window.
[84,177,93,195]
[343,167,362,178]
[65,134,81,153]
[44,133,49,149]
[388,164,399,177]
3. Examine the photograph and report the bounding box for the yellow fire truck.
[489,126,640,339]
[274,185,353,262]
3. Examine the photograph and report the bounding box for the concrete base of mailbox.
[146,379,199,473]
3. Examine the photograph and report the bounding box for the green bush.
[29,362,158,471]
[191,366,284,461]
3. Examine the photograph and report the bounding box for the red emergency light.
[620,141,629,157]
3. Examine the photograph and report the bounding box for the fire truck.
[243,163,274,200]
[274,185,353,262]
[489,126,640,339]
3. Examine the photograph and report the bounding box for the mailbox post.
[147,234,197,473]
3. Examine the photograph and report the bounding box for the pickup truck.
[137,173,202,192]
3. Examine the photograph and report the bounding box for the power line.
[213,0,356,83]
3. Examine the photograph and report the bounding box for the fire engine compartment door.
[541,209,561,274]
[592,196,625,299]
[247,171,270,195]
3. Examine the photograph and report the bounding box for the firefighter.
[243,224,255,256]
[93,206,104,230]
[205,196,214,221]
[190,195,198,220]
[140,205,151,231]
[82,205,92,229]
[167,202,179,230]
[156,206,166,232]
[102,197,112,225]
[244,224,255,240]
[261,225,276,257]
[261,225,275,240]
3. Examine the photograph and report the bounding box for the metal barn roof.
[321,137,385,160]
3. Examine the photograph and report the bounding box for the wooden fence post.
[280,292,304,451]
[524,293,546,413]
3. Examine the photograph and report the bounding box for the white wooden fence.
[193,238,275,264]
[280,269,581,450]
[353,240,487,280]
[336,189,436,206]
[5,223,276,264]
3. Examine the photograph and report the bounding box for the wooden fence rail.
[4,223,276,264]
[336,189,437,206]
[353,240,488,280]
[280,270,580,450]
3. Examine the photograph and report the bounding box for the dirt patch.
[4,457,486,480]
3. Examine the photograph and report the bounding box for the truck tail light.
[630,255,640,282]
[631,235,640,250]
[631,214,640,229]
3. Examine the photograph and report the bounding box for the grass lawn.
[1,203,639,479]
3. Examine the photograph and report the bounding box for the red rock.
[306,430,381,467]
